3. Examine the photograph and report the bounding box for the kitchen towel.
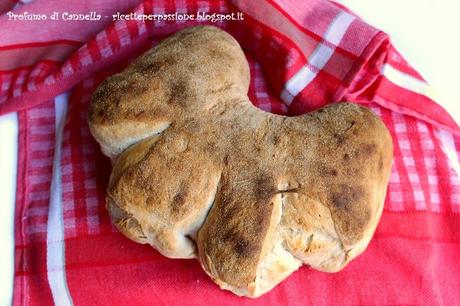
[1,0,460,305]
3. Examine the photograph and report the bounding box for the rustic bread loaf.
[88,25,393,298]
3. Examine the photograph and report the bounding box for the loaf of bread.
[88,25,393,298]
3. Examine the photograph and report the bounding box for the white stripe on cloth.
[435,128,460,212]
[380,63,460,126]
[380,63,439,101]
[280,11,356,105]
[0,112,18,306]
[46,93,74,306]
[435,128,460,181]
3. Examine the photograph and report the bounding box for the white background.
[1,1,460,305]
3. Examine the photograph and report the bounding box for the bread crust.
[88,25,393,297]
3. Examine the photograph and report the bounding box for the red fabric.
[3,0,460,305]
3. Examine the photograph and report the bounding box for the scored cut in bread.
[88,25,393,298]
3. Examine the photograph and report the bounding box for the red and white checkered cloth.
[2,0,460,305]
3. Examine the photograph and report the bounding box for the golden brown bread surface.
[88,25,393,297]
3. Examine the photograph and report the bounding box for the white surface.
[1,2,460,305]
[336,0,460,124]
[47,93,74,305]
[0,113,17,306]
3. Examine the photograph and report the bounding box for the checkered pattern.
[3,0,460,305]
[15,101,55,241]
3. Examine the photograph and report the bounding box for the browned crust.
[88,25,393,297]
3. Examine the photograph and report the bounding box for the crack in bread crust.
[88,25,394,298]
